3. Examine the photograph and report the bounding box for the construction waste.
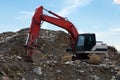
[0,28,120,80]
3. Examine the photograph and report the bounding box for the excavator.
[25,6,107,61]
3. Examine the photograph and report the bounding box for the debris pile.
[0,28,120,80]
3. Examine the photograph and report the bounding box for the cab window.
[77,36,85,46]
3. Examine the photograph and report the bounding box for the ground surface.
[0,28,120,80]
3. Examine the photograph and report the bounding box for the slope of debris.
[0,28,120,80]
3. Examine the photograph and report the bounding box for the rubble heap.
[0,28,120,80]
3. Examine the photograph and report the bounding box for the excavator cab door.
[76,33,96,51]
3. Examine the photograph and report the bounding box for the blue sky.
[0,0,120,50]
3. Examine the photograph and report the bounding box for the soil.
[0,28,120,80]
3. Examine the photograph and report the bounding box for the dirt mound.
[0,28,120,80]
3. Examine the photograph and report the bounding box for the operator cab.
[76,33,96,51]
[73,33,107,60]
[72,33,96,60]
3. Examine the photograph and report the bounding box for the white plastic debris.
[32,66,42,76]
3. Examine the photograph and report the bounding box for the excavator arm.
[26,6,78,56]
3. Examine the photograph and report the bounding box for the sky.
[0,0,120,51]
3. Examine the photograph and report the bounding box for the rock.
[64,61,73,65]
[0,33,18,43]
[32,51,48,64]
[0,54,5,62]
[89,67,94,72]
[1,76,9,80]
[56,70,62,74]
[16,56,22,60]
[73,60,81,65]
[111,76,116,80]
[99,63,110,69]
[78,70,85,75]
[0,71,6,76]
[89,75,100,80]
[22,78,26,80]
[32,66,42,76]
[89,54,100,64]
[114,67,119,71]
[61,54,73,62]
[115,69,120,79]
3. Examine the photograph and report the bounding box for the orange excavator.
[25,6,107,60]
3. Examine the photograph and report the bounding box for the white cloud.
[58,0,92,16]
[16,11,34,20]
[17,0,92,19]
[110,27,120,32]
[113,0,120,4]
[40,0,92,31]
[15,0,92,29]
